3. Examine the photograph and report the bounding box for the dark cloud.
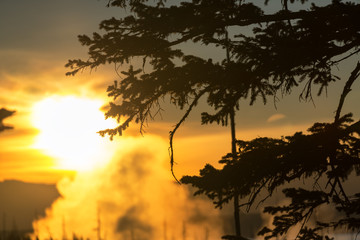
[0,0,121,54]
[0,180,60,231]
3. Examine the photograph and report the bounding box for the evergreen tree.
[66,0,360,239]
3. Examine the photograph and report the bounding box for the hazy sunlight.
[32,96,117,172]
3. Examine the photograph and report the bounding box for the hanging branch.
[330,49,360,66]
[327,61,360,206]
[334,61,360,123]
[169,88,209,183]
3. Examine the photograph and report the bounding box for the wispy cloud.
[267,113,286,123]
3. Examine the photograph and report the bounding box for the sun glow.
[32,96,117,171]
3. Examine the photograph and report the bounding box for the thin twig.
[169,88,209,183]
[246,178,270,212]
[334,61,360,123]
[330,49,360,65]
[295,207,314,240]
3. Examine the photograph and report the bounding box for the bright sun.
[32,96,117,171]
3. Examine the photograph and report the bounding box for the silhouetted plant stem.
[230,109,237,160]
[163,220,168,240]
[62,217,67,240]
[182,221,187,240]
[96,207,102,240]
[230,108,241,238]
[234,195,241,238]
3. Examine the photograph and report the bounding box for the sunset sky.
[1,0,359,184]
[1,1,360,239]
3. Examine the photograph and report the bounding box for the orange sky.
[1,2,360,240]
[1,0,360,184]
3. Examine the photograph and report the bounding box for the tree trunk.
[230,108,241,238]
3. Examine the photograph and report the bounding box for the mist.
[32,135,226,240]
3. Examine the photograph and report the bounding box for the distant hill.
[0,180,60,232]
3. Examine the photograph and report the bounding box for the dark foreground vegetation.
[0,108,15,133]
[0,230,31,240]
